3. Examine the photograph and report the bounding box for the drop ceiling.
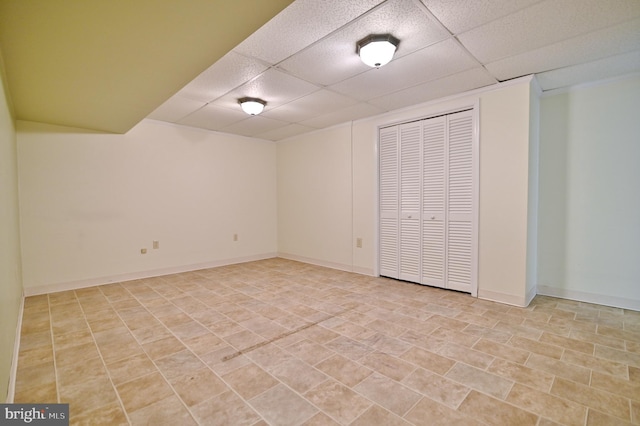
[2,0,639,140]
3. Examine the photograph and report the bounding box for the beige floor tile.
[169,367,229,407]
[304,379,372,424]
[116,372,174,413]
[354,373,422,416]
[351,405,411,426]
[142,335,186,360]
[301,412,341,426]
[507,383,587,426]
[486,358,554,392]
[267,358,327,393]
[71,401,128,426]
[13,381,57,403]
[105,353,157,386]
[15,259,640,426]
[457,390,538,425]
[359,351,416,381]
[404,396,483,426]
[445,362,514,400]
[250,384,318,426]
[315,354,372,388]
[222,362,279,400]
[472,338,530,364]
[587,409,634,426]
[526,353,591,384]
[400,346,455,375]
[128,395,197,426]
[562,349,629,378]
[551,377,631,421]
[285,338,334,365]
[402,368,470,409]
[155,349,205,380]
[59,376,120,416]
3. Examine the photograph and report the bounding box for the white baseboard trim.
[23,253,278,296]
[537,285,640,311]
[478,289,531,308]
[6,292,24,403]
[277,253,373,276]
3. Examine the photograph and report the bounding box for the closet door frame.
[375,100,479,298]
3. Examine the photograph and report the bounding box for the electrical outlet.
[356,238,362,248]
[140,248,147,254]
[233,233,238,241]
[153,240,160,249]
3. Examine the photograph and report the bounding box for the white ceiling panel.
[147,96,207,123]
[212,69,319,111]
[486,18,640,81]
[233,0,385,64]
[221,115,290,137]
[277,0,450,86]
[329,38,478,101]
[458,0,640,64]
[255,123,317,141]
[420,0,541,34]
[262,89,358,123]
[299,102,385,129]
[178,104,246,131]
[141,0,640,140]
[176,52,269,103]
[537,51,640,91]
[369,67,497,111]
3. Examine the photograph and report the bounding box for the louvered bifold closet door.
[446,110,474,293]
[399,122,422,282]
[421,116,446,288]
[379,126,399,279]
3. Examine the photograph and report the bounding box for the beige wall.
[538,74,640,309]
[18,120,278,294]
[278,78,538,306]
[0,52,23,401]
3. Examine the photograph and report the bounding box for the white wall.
[538,74,640,310]
[18,120,278,294]
[278,78,538,306]
[0,53,23,401]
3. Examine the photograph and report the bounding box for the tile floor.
[13,258,640,425]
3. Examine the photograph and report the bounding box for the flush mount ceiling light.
[356,34,399,68]
[238,97,266,115]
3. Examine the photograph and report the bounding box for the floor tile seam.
[46,294,62,406]
[548,375,634,421]
[74,292,133,426]
[242,378,336,425]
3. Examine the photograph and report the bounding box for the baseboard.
[23,253,278,296]
[537,285,640,311]
[6,292,24,403]
[277,252,373,276]
[477,289,531,307]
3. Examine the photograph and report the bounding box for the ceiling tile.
[212,68,320,111]
[329,38,478,101]
[221,115,291,137]
[278,0,450,86]
[537,51,640,91]
[299,102,384,129]
[233,0,385,64]
[261,89,358,122]
[176,51,269,103]
[420,0,540,34]
[147,96,207,123]
[255,123,317,141]
[368,67,497,110]
[458,0,640,63]
[486,18,640,81]
[177,103,246,131]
